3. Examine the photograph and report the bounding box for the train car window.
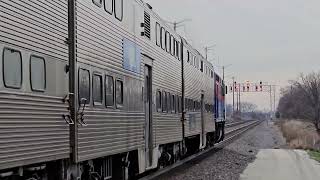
[116,80,123,106]
[93,74,103,105]
[114,0,123,21]
[167,92,171,112]
[93,0,102,7]
[171,94,175,113]
[156,23,161,47]
[175,41,178,58]
[105,75,114,107]
[104,0,113,14]
[170,35,175,56]
[162,91,167,112]
[178,96,182,113]
[165,31,170,53]
[79,69,90,104]
[3,48,22,89]
[156,90,162,112]
[187,51,190,63]
[176,41,180,60]
[160,27,166,50]
[175,95,179,113]
[30,56,46,91]
[200,61,204,72]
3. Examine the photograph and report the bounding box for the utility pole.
[171,19,192,31]
[239,83,241,116]
[204,45,216,60]
[273,85,276,114]
[232,77,235,116]
[270,85,272,120]
[236,83,239,112]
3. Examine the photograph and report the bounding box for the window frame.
[156,90,162,112]
[93,0,102,7]
[176,41,180,60]
[30,55,46,92]
[171,94,176,113]
[115,79,124,108]
[167,92,171,113]
[3,48,23,89]
[162,91,167,113]
[114,0,123,21]
[105,75,115,108]
[170,35,175,56]
[104,0,113,14]
[92,73,103,106]
[160,27,166,50]
[165,31,170,53]
[156,22,161,47]
[178,96,182,113]
[78,68,91,105]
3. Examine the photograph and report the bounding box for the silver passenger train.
[0,0,226,179]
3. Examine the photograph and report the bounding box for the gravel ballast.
[157,120,286,180]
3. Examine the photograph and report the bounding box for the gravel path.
[157,120,286,180]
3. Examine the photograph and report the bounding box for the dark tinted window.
[3,48,22,89]
[93,74,103,104]
[156,90,162,112]
[106,75,114,106]
[172,95,176,113]
[162,91,167,112]
[178,96,182,113]
[30,56,46,91]
[79,69,90,104]
[114,0,123,21]
[167,92,171,112]
[116,80,123,106]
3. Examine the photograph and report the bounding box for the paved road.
[240,149,320,180]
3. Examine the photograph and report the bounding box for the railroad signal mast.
[228,81,276,119]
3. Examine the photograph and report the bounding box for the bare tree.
[278,72,320,130]
[241,102,258,113]
[294,72,320,130]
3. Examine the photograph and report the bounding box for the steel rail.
[139,120,262,180]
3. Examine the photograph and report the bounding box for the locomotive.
[0,0,225,179]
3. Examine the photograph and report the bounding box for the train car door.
[144,65,153,168]
[200,94,205,146]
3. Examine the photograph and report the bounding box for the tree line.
[277,71,320,130]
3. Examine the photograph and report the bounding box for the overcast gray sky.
[146,0,320,110]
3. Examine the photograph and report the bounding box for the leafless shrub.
[277,71,320,130]
[278,120,320,150]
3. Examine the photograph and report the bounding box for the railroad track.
[139,120,263,180]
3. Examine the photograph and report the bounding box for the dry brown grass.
[277,119,320,150]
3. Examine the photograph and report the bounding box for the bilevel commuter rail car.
[0,0,226,179]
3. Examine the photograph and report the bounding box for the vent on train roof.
[144,11,151,39]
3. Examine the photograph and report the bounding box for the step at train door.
[144,65,153,168]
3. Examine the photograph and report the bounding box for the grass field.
[308,150,320,162]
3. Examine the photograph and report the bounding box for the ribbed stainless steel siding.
[184,55,215,136]
[76,0,147,162]
[153,113,182,145]
[0,0,69,170]
[0,92,69,170]
[0,0,68,60]
[75,0,183,162]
